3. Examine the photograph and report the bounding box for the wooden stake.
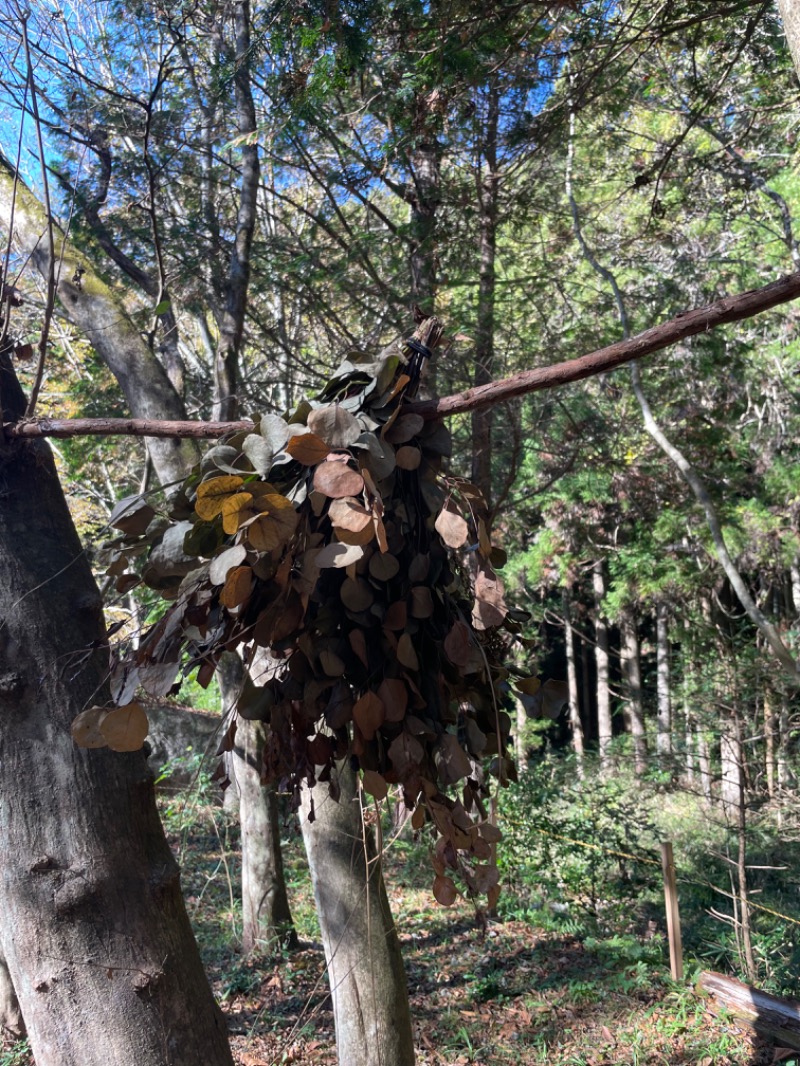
[661,841,684,981]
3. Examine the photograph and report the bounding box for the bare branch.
[407,270,800,420]
[5,269,800,440]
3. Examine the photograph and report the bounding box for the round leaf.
[220,565,253,608]
[308,404,362,448]
[328,496,372,533]
[362,769,388,801]
[352,691,385,741]
[316,542,364,568]
[71,706,109,749]
[432,875,458,907]
[287,432,331,465]
[435,507,469,549]
[100,702,149,752]
[313,462,365,499]
[395,446,422,471]
[209,543,248,586]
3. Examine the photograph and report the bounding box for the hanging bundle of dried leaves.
[85,318,538,905]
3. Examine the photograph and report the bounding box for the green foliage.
[0,1042,30,1066]
[499,757,660,924]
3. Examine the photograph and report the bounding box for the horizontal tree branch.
[5,417,257,439]
[6,270,800,440]
[407,269,800,419]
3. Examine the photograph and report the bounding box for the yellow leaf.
[195,475,244,520]
[221,492,254,534]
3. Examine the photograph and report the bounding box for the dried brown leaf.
[220,565,253,609]
[352,690,385,741]
[341,577,373,612]
[395,445,422,470]
[410,585,433,618]
[384,413,424,444]
[362,769,388,801]
[287,432,331,465]
[71,706,109,749]
[432,874,458,906]
[100,702,149,752]
[313,462,365,499]
[378,678,408,723]
[397,632,419,671]
[435,507,469,549]
[368,553,400,582]
[328,496,372,532]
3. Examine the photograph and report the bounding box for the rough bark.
[778,0,800,84]
[408,138,440,318]
[217,652,296,954]
[300,767,415,1066]
[697,725,713,802]
[698,970,800,1050]
[234,719,296,954]
[720,717,742,816]
[0,351,233,1066]
[592,561,612,768]
[470,83,499,510]
[656,603,672,762]
[0,158,199,486]
[764,685,777,799]
[563,589,585,773]
[620,612,647,776]
[0,954,24,1041]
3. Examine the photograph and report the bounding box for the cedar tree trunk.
[300,766,415,1066]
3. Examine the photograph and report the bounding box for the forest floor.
[0,786,788,1066]
[168,791,781,1066]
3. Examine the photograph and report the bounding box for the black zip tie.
[405,337,433,388]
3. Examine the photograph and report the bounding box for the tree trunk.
[697,724,713,802]
[0,954,24,1041]
[764,685,777,799]
[620,611,648,776]
[720,715,742,816]
[216,652,296,954]
[592,561,612,768]
[0,351,233,1066]
[0,159,199,487]
[563,589,585,774]
[235,719,297,954]
[779,0,800,83]
[471,82,499,511]
[656,603,672,763]
[300,767,415,1066]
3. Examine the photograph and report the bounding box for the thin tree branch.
[6,269,800,440]
[21,13,56,419]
